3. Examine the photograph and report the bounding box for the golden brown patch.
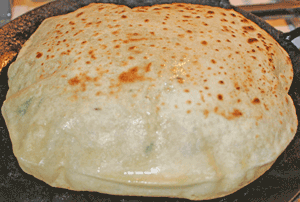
[231,109,243,118]
[264,103,269,111]
[112,30,120,35]
[241,18,249,23]
[291,127,294,133]
[243,26,255,31]
[73,30,84,36]
[248,38,258,44]
[145,63,152,72]
[68,76,80,86]
[203,110,209,118]
[129,46,137,50]
[201,41,207,45]
[177,77,184,84]
[252,98,260,104]
[76,12,84,18]
[217,94,223,101]
[85,22,93,28]
[36,52,43,59]
[118,67,146,83]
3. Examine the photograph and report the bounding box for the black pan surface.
[0,0,300,201]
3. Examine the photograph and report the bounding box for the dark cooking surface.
[0,0,300,201]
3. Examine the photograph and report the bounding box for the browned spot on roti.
[291,127,294,133]
[88,50,97,60]
[201,41,207,45]
[95,91,102,96]
[217,94,223,100]
[241,18,249,23]
[76,12,84,17]
[248,38,258,44]
[243,26,255,31]
[252,98,260,104]
[69,76,80,86]
[156,106,160,112]
[112,30,120,35]
[203,110,209,118]
[214,107,219,113]
[145,63,152,72]
[36,52,43,58]
[231,109,243,118]
[85,22,93,28]
[129,46,137,50]
[264,103,269,110]
[118,66,146,83]
[74,30,83,36]
[177,77,184,84]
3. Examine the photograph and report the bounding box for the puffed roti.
[1,3,298,200]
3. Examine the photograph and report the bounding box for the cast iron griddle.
[0,0,300,201]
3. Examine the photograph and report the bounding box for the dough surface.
[2,3,297,200]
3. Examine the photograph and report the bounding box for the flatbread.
[1,3,297,200]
